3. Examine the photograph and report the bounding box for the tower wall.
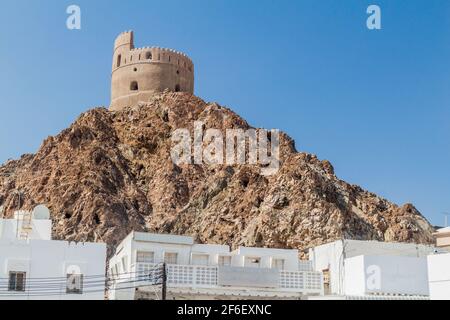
[110,31,194,111]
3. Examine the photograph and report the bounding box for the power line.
[0,274,164,297]
[0,274,164,289]
[0,266,163,282]
[0,279,163,297]
[0,264,166,298]
[0,271,163,287]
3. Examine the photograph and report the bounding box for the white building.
[108,232,324,300]
[0,205,107,300]
[309,239,439,299]
[344,255,429,296]
[433,227,450,251]
[427,252,450,300]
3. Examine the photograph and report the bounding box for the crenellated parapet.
[110,31,195,111]
[113,46,193,73]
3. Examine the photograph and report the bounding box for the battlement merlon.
[114,31,135,52]
[129,47,194,66]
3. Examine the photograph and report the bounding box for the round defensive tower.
[110,31,194,111]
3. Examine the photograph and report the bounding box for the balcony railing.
[122,262,323,295]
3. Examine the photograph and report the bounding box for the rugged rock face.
[0,92,435,256]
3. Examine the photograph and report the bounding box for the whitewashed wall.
[344,255,429,296]
[309,240,437,295]
[109,232,303,273]
[108,231,314,300]
[428,253,450,300]
[0,239,106,300]
[0,218,51,241]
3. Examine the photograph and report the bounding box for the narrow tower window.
[175,84,181,92]
[130,81,139,91]
[117,54,122,67]
[146,52,152,60]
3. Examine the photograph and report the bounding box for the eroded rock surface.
[0,92,435,256]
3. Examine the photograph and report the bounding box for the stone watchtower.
[110,31,194,111]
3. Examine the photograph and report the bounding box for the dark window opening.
[8,272,26,292]
[130,81,139,91]
[133,68,137,72]
[175,84,181,92]
[117,54,122,67]
[66,274,84,294]
[176,70,180,75]
[146,52,152,60]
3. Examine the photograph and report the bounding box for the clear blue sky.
[0,0,449,226]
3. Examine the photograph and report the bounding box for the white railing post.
[192,266,197,288]
[302,272,308,294]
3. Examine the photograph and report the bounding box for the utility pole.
[442,212,450,228]
[161,262,167,300]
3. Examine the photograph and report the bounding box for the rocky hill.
[0,92,435,256]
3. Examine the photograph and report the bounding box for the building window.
[130,81,139,91]
[175,84,181,92]
[137,251,155,263]
[164,252,178,265]
[218,256,231,266]
[272,259,285,270]
[66,274,84,294]
[244,257,261,268]
[8,272,26,292]
[117,54,122,67]
[146,51,152,60]
[192,254,209,266]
